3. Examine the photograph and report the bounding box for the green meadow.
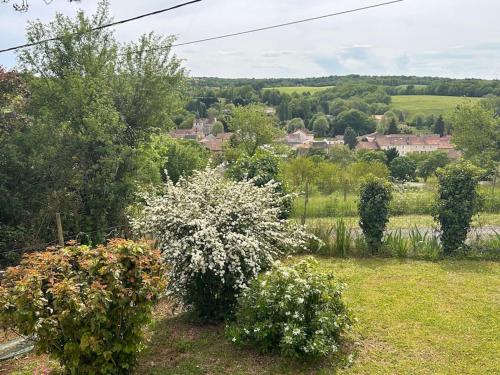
[390,95,481,116]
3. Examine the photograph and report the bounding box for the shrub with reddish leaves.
[0,239,166,374]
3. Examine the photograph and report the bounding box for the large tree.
[2,1,185,245]
[229,105,281,156]
[334,109,375,135]
[451,102,499,188]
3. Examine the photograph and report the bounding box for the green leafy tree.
[358,178,392,253]
[212,121,224,135]
[412,151,450,181]
[343,126,358,150]
[164,139,209,184]
[326,145,354,165]
[451,102,499,189]
[229,105,281,156]
[390,156,417,182]
[334,109,375,135]
[384,147,399,165]
[385,118,399,134]
[287,117,305,133]
[4,1,185,244]
[435,162,482,254]
[284,157,317,225]
[226,149,291,218]
[357,150,387,165]
[451,102,499,164]
[179,115,195,129]
[312,115,330,137]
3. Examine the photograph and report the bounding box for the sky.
[1,0,500,79]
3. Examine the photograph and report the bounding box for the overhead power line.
[0,0,202,54]
[170,0,404,48]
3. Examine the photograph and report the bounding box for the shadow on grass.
[136,312,355,375]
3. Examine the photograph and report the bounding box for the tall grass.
[307,219,352,257]
[293,186,500,219]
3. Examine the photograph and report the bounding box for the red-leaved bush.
[0,239,166,374]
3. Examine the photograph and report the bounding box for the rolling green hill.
[390,95,481,117]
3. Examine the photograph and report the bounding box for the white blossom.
[131,167,310,309]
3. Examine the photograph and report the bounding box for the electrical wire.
[170,0,404,48]
[0,0,202,53]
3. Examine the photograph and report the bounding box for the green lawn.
[390,95,481,116]
[264,86,334,94]
[133,258,500,374]
[4,258,499,374]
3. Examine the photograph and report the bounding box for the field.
[390,95,481,116]
[264,86,334,94]
[6,258,498,374]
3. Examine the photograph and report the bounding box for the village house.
[193,117,217,136]
[285,129,315,148]
[170,118,232,153]
[170,128,204,140]
[356,134,459,158]
[199,133,233,153]
[285,129,345,150]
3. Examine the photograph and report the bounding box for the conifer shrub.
[435,162,482,254]
[0,239,166,374]
[358,178,392,253]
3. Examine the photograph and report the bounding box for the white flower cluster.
[131,167,310,311]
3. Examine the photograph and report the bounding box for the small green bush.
[0,239,166,374]
[226,258,354,359]
[359,178,392,253]
[435,162,482,254]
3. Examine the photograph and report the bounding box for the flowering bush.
[226,258,354,359]
[0,239,166,374]
[131,167,310,321]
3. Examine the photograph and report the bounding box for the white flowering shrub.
[226,257,354,359]
[131,167,310,321]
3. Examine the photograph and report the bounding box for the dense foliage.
[226,149,291,218]
[131,168,310,321]
[435,162,482,254]
[0,239,166,374]
[0,2,185,250]
[358,178,392,253]
[163,138,209,184]
[390,156,417,182]
[226,258,354,358]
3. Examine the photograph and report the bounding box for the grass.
[390,95,481,116]
[294,187,500,218]
[264,86,334,94]
[304,213,500,230]
[3,258,499,374]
